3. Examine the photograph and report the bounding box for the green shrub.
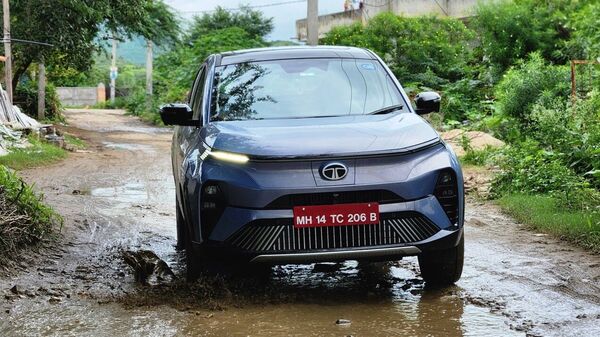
[494,53,570,126]
[0,165,62,257]
[474,0,582,76]
[461,146,498,167]
[528,90,600,188]
[490,140,599,211]
[123,88,163,125]
[14,80,63,121]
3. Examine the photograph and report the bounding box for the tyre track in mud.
[1,109,599,337]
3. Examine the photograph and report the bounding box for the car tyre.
[175,198,187,250]
[185,232,204,282]
[418,235,464,286]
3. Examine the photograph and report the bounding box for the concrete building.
[296,0,489,41]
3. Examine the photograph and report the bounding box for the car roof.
[217,46,376,66]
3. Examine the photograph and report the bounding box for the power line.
[179,0,307,14]
[2,38,53,47]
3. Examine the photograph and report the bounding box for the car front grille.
[226,212,439,253]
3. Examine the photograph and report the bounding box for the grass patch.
[498,194,600,253]
[64,134,87,150]
[0,165,62,260]
[0,136,68,170]
[459,146,498,166]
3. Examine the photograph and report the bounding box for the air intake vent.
[265,190,403,209]
[227,212,439,252]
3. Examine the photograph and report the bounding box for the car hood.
[201,113,440,159]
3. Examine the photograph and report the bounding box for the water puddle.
[102,142,155,153]
[97,126,171,135]
[91,183,149,204]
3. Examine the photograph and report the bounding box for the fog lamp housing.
[434,169,459,225]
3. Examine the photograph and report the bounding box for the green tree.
[561,2,600,60]
[473,0,592,77]
[188,6,273,41]
[1,0,179,89]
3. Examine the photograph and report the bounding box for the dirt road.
[1,109,599,337]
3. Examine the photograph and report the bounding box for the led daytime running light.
[207,150,249,164]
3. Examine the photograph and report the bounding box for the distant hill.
[116,37,148,65]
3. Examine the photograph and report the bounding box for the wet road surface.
[1,109,599,336]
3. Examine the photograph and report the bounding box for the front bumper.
[184,143,464,264]
[194,196,462,264]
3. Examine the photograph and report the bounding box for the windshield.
[210,58,406,121]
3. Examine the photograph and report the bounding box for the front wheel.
[418,235,464,286]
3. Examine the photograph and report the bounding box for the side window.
[191,67,207,121]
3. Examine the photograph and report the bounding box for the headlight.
[207,150,249,164]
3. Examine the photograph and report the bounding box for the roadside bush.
[490,140,599,212]
[494,53,570,127]
[14,80,63,121]
[528,91,600,188]
[0,165,62,258]
[440,78,492,124]
[474,0,584,76]
[123,88,162,125]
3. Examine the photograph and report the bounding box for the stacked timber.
[0,83,41,155]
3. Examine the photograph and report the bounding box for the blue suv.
[161,46,464,285]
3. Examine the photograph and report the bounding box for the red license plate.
[293,202,380,228]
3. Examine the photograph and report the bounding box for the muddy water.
[1,109,599,337]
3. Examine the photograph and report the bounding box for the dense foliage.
[14,81,63,121]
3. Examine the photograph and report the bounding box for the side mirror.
[414,91,441,115]
[159,103,198,126]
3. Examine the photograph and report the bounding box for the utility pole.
[145,40,153,110]
[3,0,13,103]
[110,35,117,104]
[37,62,45,120]
[307,0,318,46]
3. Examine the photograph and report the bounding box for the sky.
[163,0,350,42]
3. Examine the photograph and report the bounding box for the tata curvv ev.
[161,46,464,285]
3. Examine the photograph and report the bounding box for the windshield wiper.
[367,104,404,115]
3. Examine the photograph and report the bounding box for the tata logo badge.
[320,163,348,181]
